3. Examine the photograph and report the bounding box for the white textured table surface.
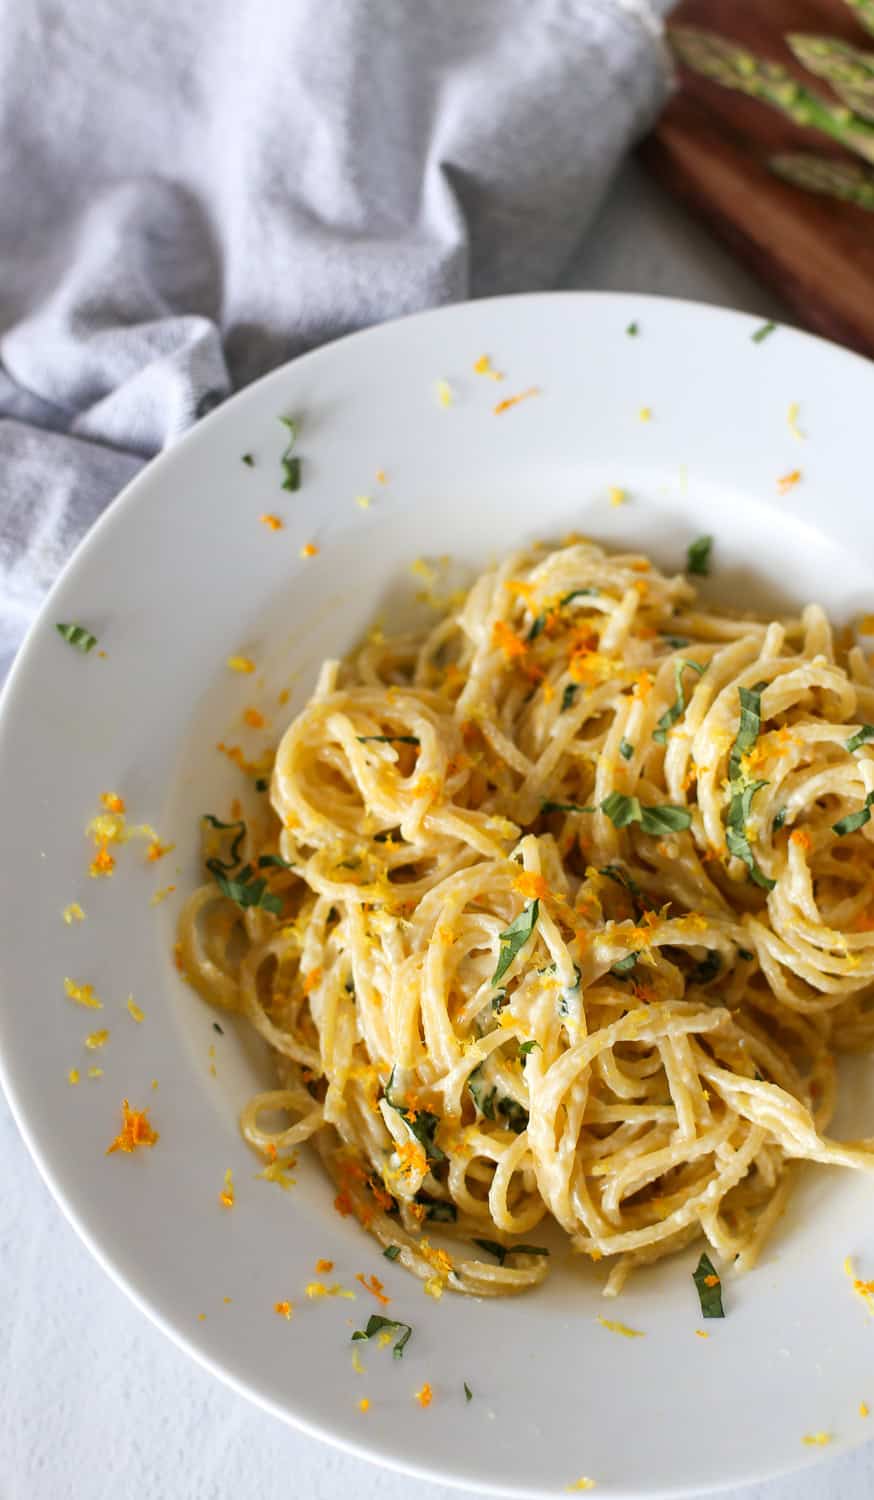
[2,158,870,1500]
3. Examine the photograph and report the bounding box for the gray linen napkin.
[0,0,673,676]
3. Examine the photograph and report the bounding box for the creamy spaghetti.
[178,538,874,1299]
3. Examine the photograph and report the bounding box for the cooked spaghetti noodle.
[178,539,874,1298]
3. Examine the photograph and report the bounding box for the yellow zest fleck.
[106,1099,159,1155]
[68,1068,80,1086]
[355,1272,391,1306]
[436,379,453,408]
[788,402,804,439]
[609,486,626,507]
[845,1255,874,1314]
[494,386,539,416]
[415,1382,433,1409]
[89,842,116,878]
[695,1329,710,1340]
[396,1140,427,1178]
[542,679,555,703]
[597,1316,644,1339]
[358,1397,370,1413]
[197,1313,207,1322]
[300,542,318,559]
[64,977,102,1010]
[223,1296,232,1304]
[315,1258,334,1273]
[376,469,387,484]
[861,1402,870,1418]
[85,1029,109,1050]
[259,513,283,531]
[243,707,265,729]
[219,1168,235,1209]
[376,1330,393,1350]
[150,885,177,905]
[424,1275,445,1300]
[352,1346,365,1374]
[88,1067,104,1080]
[639,406,652,422]
[227,655,255,674]
[305,1281,356,1300]
[513,870,550,902]
[100,792,126,814]
[146,839,174,862]
[802,1433,831,1447]
[633,671,653,702]
[63,902,86,925]
[126,996,144,1023]
[567,1482,596,1493]
[355,494,372,509]
[473,354,504,380]
[257,1156,297,1190]
[274,1300,293,1319]
[411,775,439,800]
[778,469,801,494]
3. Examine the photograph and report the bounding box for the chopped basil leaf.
[257,853,295,870]
[467,1065,496,1121]
[737,947,754,961]
[201,814,247,869]
[464,1381,473,1402]
[352,1313,412,1358]
[686,535,712,577]
[241,453,255,467]
[619,738,634,761]
[725,779,775,890]
[559,587,599,607]
[626,321,639,336]
[254,777,269,792]
[492,900,539,984]
[356,735,420,745]
[557,963,581,1016]
[653,659,705,744]
[541,800,594,815]
[208,866,283,914]
[751,320,776,344]
[611,951,639,977]
[690,950,721,985]
[728,684,767,783]
[491,988,509,1013]
[693,1251,725,1318]
[473,1238,506,1264]
[528,613,546,642]
[56,622,98,653]
[560,682,579,713]
[600,791,692,834]
[599,864,642,900]
[212,1022,224,1035]
[662,634,690,650]
[519,1039,541,1056]
[833,791,874,836]
[772,807,787,832]
[383,1245,401,1261]
[416,1196,457,1222]
[385,1067,446,1162]
[847,725,874,753]
[279,416,301,491]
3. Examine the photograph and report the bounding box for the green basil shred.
[383,1245,401,1261]
[464,1381,473,1402]
[751,320,776,343]
[653,659,705,744]
[619,738,634,760]
[723,685,775,890]
[847,725,874,753]
[693,1251,725,1317]
[492,900,539,984]
[834,791,874,837]
[600,791,692,835]
[56,622,97,653]
[356,735,420,745]
[385,1067,446,1161]
[561,682,579,713]
[279,415,301,491]
[352,1314,412,1358]
[686,535,712,577]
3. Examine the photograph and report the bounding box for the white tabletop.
[3,158,869,1500]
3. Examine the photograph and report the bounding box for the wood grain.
[640,0,874,355]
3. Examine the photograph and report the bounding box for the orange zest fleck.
[274,1300,293,1319]
[358,1397,371,1413]
[492,619,528,662]
[315,1258,334,1273]
[415,1382,433,1408]
[355,1272,391,1306]
[219,1168,235,1208]
[227,655,255,674]
[633,671,653,702]
[513,871,550,902]
[146,839,174,862]
[106,1099,159,1155]
[777,469,801,494]
[703,1273,719,1288]
[376,469,387,484]
[300,542,318,559]
[100,792,126,814]
[64,977,103,1010]
[789,828,811,851]
[259,513,283,531]
[473,354,504,380]
[243,707,265,729]
[303,968,323,995]
[493,386,539,416]
[89,842,116,878]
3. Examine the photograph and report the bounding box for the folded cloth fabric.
[0,0,673,676]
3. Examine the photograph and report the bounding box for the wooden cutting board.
[640,0,874,357]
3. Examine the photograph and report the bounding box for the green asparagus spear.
[770,150,874,210]
[670,26,874,165]
[788,34,874,121]
[844,0,874,41]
